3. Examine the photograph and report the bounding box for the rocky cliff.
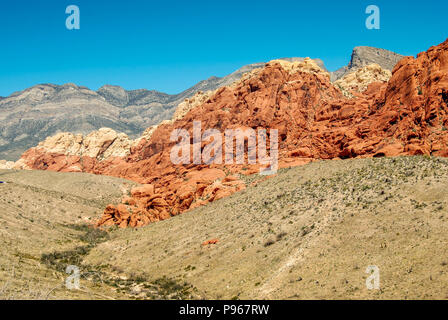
[9,38,440,228]
[0,58,326,161]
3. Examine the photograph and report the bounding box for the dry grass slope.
[1,156,448,299]
[0,169,139,299]
[86,156,448,300]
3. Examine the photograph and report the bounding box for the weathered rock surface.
[271,58,330,78]
[0,159,15,169]
[0,49,391,161]
[35,128,132,159]
[334,64,392,97]
[0,58,325,161]
[14,39,448,228]
[172,90,217,121]
[97,172,246,228]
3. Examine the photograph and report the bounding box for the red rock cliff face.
[17,38,448,227]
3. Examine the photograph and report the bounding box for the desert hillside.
[85,156,448,300]
[2,0,447,307]
[1,156,448,299]
[0,170,199,299]
[8,38,447,232]
[0,169,139,299]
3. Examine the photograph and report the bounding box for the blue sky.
[0,0,447,96]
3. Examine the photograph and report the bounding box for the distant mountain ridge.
[0,50,401,161]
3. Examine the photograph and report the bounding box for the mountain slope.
[331,46,404,81]
[2,156,448,299]
[13,38,448,229]
[0,52,393,161]
[0,83,141,161]
[0,169,138,299]
[0,169,203,299]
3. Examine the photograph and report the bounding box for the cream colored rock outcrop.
[230,58,330,89]
[0,160,15,170]
[173,90,216,121]
[270,57,330,78]
[334,63,392,97]
[35,128,133,160]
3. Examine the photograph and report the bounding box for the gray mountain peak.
[331,46,404,81]
[97,85,129,107]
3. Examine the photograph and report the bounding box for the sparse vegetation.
[2,156,448,299]
[264,239,275,247]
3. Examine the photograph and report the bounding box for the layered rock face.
[98,174,245,228]
[14,39,448,228]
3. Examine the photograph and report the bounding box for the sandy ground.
[2,156,448,299]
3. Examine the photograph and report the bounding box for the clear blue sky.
[0,0,447,97]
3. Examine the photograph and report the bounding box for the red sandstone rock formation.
[96,171,246,227]
[98,184,172,228]
[202,239,219,246]
[15,38,448,228]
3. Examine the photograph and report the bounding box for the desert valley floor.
[1,156,448,300]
